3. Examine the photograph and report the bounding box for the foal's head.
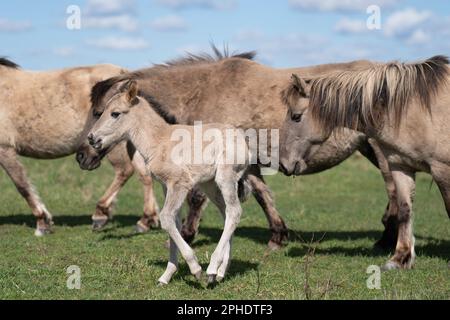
[88,80,139,153]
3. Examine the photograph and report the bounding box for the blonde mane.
[308,55,449,134]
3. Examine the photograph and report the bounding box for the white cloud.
[83,14,138,32]
[384,8,432,37]
[334,18,368,34]
[86,0,135,15]
[53,47,75,57]
[406,29,430,45]
[87,36,149,50]
[0,18,32,32]
[289,0,399,12]
[156,0,236,10]
[233,29,265,42]
[151,15,188,32]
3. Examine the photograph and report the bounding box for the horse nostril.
[76,152,84,163]
[88,133,95,146]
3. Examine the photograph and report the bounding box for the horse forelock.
[309,55,450,135]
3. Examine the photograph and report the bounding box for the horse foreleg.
[159,185,202,284]
[0,146,53,236]
[431,163,450,219]
[382,168,416,270]
[367,138,399,250]
[247,166,288,250]
[93,145,134,230]
[131,151,160,232]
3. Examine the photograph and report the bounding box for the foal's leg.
[383,168,416,270]
[180,187,209,243]
[247,165,288,249]
[0,146,53,236]
[92,146,134,230]
[158,213,181,285]
[201,182,232,282]
[367,139,399,250]
[206,172,242,283]
[159,185,202,282]
[129,148,159,232]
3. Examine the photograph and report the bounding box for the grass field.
[0,154,448,300]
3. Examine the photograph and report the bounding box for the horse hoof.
[216,275,224,282]
[157,280,168,286]
[207,275,216,284]
[194,270,202,281]
[135,222,149,234]
[92,218,108,231]
[268,240,282,251]
[381,261,401,271]
[34,228,51,237]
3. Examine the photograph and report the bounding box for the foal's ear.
[291,74,311,97]
[124,80,138,105]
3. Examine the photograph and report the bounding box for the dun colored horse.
[88,80,250,284]
[280,55,450,269]
[0,58,159,235]
[78,48,401,249]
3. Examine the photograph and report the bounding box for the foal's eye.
[291,113,302,122]
[111,112,121,119]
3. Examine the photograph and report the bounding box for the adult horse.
[279,55,449,269]
[0,58,159,235]
[77,48,399,249]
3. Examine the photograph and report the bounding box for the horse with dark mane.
[77,46,401,249]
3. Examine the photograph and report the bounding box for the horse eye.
[111,112,121,119]
[291,113,302,122]
[93,111,103,119]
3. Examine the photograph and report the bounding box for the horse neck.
[127,101,169,161]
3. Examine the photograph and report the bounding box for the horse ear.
[291,74,310,97]
[126,80,138,104]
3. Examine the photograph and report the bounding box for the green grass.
[0,154,448,300]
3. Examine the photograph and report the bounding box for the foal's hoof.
[157,280,168,287]
[194,270,203,281]
[216,275,224,282]
[207,275,216,285]
[34,227,52,237]
[135,221,150,234]
[92,218,109,231]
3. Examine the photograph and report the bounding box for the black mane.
[0,57,20,69]
[91,45,257,125]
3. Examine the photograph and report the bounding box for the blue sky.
[1,0,449,70]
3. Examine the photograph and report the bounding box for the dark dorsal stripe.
[138,91,177,125]
[0,57,20,69]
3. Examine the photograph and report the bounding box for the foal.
[88,80,250,284]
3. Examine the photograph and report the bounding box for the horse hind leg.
[0,146,53,236]
[382,169,416,271]
[247,166,288,250]
[364,138,398,250]
[180,187,209,243]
